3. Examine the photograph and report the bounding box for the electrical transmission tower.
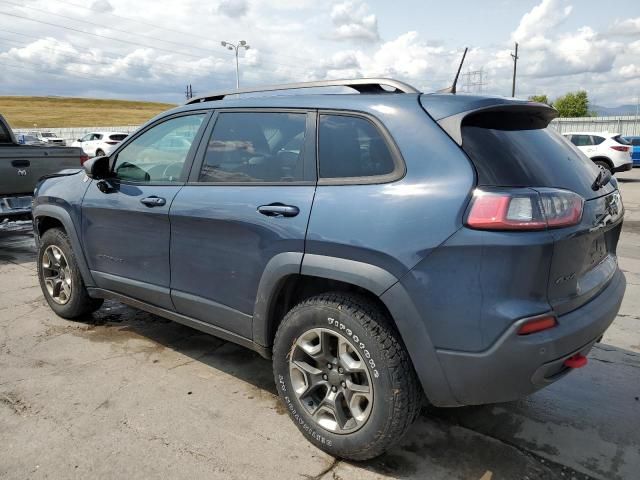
[185,84,193,100]
[460,68,486,94]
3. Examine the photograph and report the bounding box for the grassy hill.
[0,96,176,128]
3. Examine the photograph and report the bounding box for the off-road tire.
[595,160,613,173]
[37,228,103,319]
[272,292,421,460]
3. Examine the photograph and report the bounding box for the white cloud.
[512,0,572,46]
[215,0,249,18]
[619,64,640,79]
[610,17,640,36]
[330,1,379,42]
[91,0,114,13]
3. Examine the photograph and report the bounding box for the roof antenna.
[439,47,468,94]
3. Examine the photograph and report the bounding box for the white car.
[562,132,633,173]
[27,130,66,146]
[72,131,128,157]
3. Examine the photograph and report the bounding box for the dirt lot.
[1,170,639,480]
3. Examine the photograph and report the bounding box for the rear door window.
[318,114,397,180]
[571,134,592,146]
[199,112,307,183]
[461,112,601,199]
[591,135,605,145]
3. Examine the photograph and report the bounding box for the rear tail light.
[466,188,584,231]
[517,315,557,335]
[105,141,118,145]
[610,145,630,152]
[80,154,89,165]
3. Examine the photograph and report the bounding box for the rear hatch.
[421,94,623,316]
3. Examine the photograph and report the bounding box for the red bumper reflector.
[564,353,588,369]
[517,316,557,335]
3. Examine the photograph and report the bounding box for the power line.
[46,0,320,66]
[0,10,317,76]
[0,0,229,58]
[0,1,320,73]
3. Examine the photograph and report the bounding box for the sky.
[0,0,638,106]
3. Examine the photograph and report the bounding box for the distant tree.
[528,94,550,105]
[552,91,590,117]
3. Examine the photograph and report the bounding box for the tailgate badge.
[17,169,27,176]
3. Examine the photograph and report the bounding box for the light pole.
[221,40,250,89]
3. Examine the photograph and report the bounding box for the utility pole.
[221,40,250,89]
[185,84,193,101]
[511,42,519,97]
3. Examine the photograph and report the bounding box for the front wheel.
[37,228,103,319]
[95,149,105,157]
[272,293,421,460]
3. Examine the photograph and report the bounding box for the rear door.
[169,110,316,338]
[81,111,209,309]
[458,110,622,315]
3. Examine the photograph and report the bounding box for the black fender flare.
[252,252,459,407]
[32,204,95,287]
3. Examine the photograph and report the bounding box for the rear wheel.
[95,149,105,157]
[272,293,421,460]
[594,159,613,173]
[37,228,103,319]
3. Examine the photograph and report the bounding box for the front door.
[82,112,209,309]
[169,110,316,338]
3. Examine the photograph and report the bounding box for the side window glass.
[113,114,205,183]
[199,112,306,183]
[591,136,605,145]
[318,115,396,179]
[0,122,11,143]
[572,135,590,146]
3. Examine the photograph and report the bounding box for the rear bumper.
[435,268,626,405]
[614,162,633,172]
[0,195,33,219]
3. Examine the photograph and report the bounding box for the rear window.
[613,135,630,145]
[461,112,601,197]
[109,134,127,141]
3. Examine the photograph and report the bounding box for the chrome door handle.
[257,204,299,217]
[140,196,166,207]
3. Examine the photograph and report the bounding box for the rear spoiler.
[438,104,558,145]
[420,95,558,146]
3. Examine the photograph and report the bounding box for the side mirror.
[83,155,111,179]
[77,138,82,142]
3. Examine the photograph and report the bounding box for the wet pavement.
[1,169,639,480]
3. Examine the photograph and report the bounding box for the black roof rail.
[185,78,420,104]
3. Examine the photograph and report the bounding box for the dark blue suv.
[33,79,626,460]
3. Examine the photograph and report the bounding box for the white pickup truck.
[1,115,86,220]
[26,130,67,146]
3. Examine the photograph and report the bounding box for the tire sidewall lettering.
[327,317,379,379]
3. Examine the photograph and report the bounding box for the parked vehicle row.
[32,79,626,461]
[0,114,87,220]
[563,131,633,172]
[27,130,67,146]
